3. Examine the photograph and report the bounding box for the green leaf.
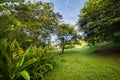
[20,70,30,80]
[45,64,53,70]
[0,75,5,80]
[17,46,32,67]
[20,58,37,70]
[0,39,11,61]
[0,60,8,72]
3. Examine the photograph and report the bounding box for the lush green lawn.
[44,47,120,80]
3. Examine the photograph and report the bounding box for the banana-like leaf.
[37,63,53,74]
[20,70,30,80]
[45,64,53,70]
[0,75,5,80]
[0,60,8,72]
[20,58,37,71]
[15,45,32,68]
[0,39,11,61]
[36,73,44,79]
[15,40,21,49]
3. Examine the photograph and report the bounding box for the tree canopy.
[0,0,24,40]
[78,0,120,44]
[0,0,79,51]
[11,1,62,47]
[0,1,62,48]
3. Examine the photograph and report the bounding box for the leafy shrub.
[65,44,74,49]
[25,46,54,79]
[0,39,54,80]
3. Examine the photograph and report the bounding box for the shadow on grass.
[87,42,120,57]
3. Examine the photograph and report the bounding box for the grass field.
[44,47,120,80]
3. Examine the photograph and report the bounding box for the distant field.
[44,47,120,80]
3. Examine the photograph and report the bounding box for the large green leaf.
[0,60,8,72]
[20,70,30,80]
[16,45,32,68]
[0,39,11,61]
[20,58,37,70]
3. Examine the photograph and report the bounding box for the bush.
[0,39,54,80]
[65,44,75,49]
[25,46,54,79]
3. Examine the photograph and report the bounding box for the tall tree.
[78,0,120,44]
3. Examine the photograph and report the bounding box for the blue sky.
[29,0,87,25]
[43,0,87,25]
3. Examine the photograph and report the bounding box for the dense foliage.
[11,1,62,48]
[0,0,81,79]
[0,39,53,80]
[0,1,59,80]
[0,1,62,48]
[78,0,120,44]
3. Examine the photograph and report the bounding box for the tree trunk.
[61,44,65,54]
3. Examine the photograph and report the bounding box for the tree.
[0,0,24,43]
[0,0,24,4]
[10,1,62,48]
[78,0,120,44]
[57,23,77,53]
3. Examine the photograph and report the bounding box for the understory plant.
[0,39,54,80]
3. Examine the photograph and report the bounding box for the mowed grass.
[44,47,120,80]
